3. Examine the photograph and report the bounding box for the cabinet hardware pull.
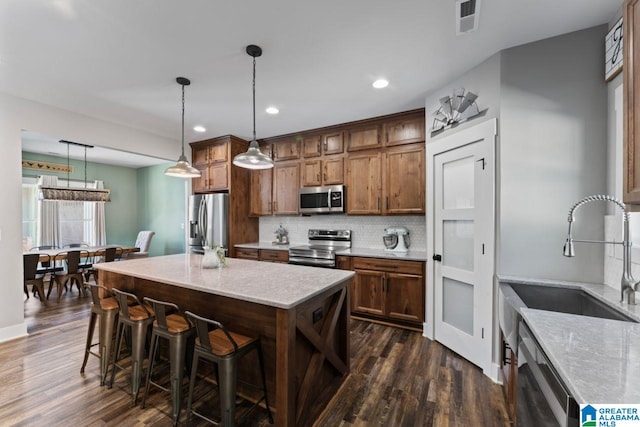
[377,197,381,210]
[317,142,321,153]
[317,173,320,182]
[323,172,327,182]
[324,140,327,150]
[386,196,389,210]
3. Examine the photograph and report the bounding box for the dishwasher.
[516,320,579,427]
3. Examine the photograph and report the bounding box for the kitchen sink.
[508,283,637,322]
[498,281,637,352]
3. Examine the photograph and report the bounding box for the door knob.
[432,254,442,262]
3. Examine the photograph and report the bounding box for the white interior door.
[427,119,495,375]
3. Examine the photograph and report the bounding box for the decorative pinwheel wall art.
[430,88,486,135]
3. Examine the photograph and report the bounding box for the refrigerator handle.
[197,198,205,246]
[200,198,208,247]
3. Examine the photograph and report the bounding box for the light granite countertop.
[235,242,428,261]
[521,308,640,404]
[94,253,354,309]
[499,275,640,404]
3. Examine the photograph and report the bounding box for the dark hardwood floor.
[0,290,511,426]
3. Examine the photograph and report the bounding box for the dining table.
[24,245,140,262]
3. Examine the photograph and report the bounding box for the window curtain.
[36,175,60,247]
[92,180,107,245]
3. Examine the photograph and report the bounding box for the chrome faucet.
[563,194,638,305]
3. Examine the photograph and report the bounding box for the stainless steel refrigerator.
[188,194,229,254]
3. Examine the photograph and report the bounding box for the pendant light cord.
[66,142,70,188]
[84,146,88,189]
[252,56,256,141]
[181,83,186,157]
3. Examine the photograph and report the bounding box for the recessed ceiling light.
[193,125,206,132]
[266,106,279,115]
[372,79,389,89]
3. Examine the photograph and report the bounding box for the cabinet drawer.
[260,249,289,263]
[352,257,423,275]
[236,248,259,260]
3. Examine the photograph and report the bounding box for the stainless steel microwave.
[299,185,345,214]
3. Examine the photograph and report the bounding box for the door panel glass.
[442,155,474,209]
[443,277,474,335]
[443,220,474,271]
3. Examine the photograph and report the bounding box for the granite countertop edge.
[235,242,429,261]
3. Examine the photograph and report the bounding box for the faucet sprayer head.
[563,238,575,257]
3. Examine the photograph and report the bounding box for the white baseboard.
[485,362,502,384]
[0,322,28,343]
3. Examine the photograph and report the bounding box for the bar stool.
[80,283,119,385]
[185,311,273,426]
[108,288,155,406]
[140,297,195,427]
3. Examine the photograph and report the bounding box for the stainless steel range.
[288,229,351,268]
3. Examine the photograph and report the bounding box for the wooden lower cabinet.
[350,257,425,330]
[235,247,289,263]
[259,249,289,263]
[501,332,517,423]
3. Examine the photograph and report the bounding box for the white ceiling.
[21,130,170,168]
[2,0,622,166]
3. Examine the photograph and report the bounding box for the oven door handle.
[288,256,336,267]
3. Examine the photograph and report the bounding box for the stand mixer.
[383,226,410,252]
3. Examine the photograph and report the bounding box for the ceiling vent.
[456,0,481,35]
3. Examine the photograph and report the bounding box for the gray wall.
[499,25,607,282]
[426,26,608,284]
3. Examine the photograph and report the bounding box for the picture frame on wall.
[605,17,623,82]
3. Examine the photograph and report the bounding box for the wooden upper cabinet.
[385,145,425,214]
[346,125,382,152]
[624,0,640,205]
[384,116,425,147]
[323,131,344,155]
[208,163,229,191]
[250,168,273,216]
[346,152,382,214]
[323,156,344,185]
[302,159,322,187]
[192,166,209,193]
[273,138,301,162]
[302,135,322,158]
[273,162,300,215]
[192,146,210,166]
[209,142,228,163]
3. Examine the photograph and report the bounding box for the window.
[22,177,100,249]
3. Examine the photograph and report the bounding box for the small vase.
[202,248,220,269]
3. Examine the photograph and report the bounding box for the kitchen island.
[95,253,354,427]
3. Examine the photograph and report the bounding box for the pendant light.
[232,45,274,170]
[39,140,111,202]
[165,77,202,178]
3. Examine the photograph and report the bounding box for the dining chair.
[29,245,63,294]
[85,247,123,282]
[23,253,48,306]
[50,250,88,302]
[124,231,155,259]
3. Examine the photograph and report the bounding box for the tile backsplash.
[259,215,426,250]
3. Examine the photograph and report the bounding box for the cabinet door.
[209,142,228,163]
[346,125,381,152]
[323,131,344,155]
[208,163,229,191]
[352,269,385,316]
[236,248,259,260]
[192,146,210,166]
[384,116,425,147]
[192,166,209,193]
[250,168,272,216]
[385,272,424,324]
[273,138,301,162]
[302,159,322,187]
[323,157,344,185]
[273,162,300,215]
[259,249,289,263]
[385,144,425,214]
[624,0,640,204]
[302,135,322,158]
[346,152,382,214]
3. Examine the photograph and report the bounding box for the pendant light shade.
[165,77,202,178]
[232,45,274,170]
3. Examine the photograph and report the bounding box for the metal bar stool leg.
[141,330,160,409]
[99,309,118,386]
[185,352,200,426]
[80,311,98,374]
[130,320,150,406]
[108,321,126,389]
[219,357,238,427]
[169,333,190,426]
